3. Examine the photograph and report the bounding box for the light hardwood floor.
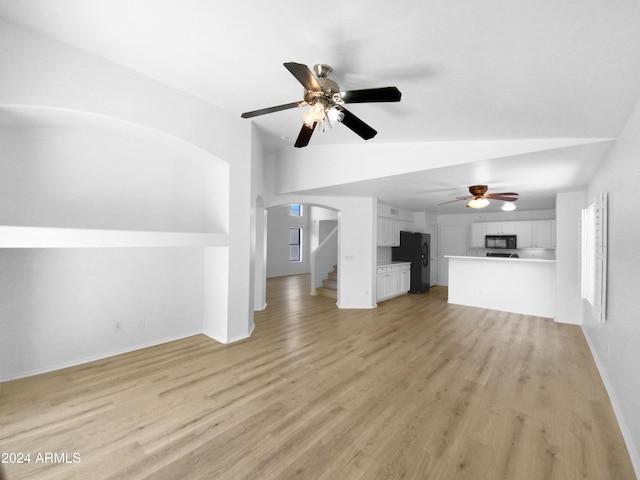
[0,275,635,479]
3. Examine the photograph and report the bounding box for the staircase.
[316,265,337,299]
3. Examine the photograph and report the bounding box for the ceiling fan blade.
[437,199,465,206]
[241,101,304,118]
[284,62,322,92]
[488,196,519,202]
[455,195,474,200]
[337,107,377,140]
[487,192,519,197]
[294,122,316,148]
[340,86,402,103]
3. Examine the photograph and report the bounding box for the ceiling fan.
[438,185,519,209]
[241,62,401,148]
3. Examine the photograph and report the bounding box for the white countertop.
[445,255,556,263]
[377,260,412,267]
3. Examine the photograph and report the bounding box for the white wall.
[251,128,268,312]
[0,125,222,380]
[266,205,311,277]
[0,248,203,380]
[0,128,219,232]
[275,139,610,195]
[582,99,640,475]
[554,191,584,325]
[424,212,439,287]
[0,20,257,377]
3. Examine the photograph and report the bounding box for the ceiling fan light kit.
[467,197,490,209]
[241,62,402,147]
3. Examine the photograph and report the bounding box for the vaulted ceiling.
[1,0,639,213]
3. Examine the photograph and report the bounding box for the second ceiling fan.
[438,185,519,209]
[241,62,401,148]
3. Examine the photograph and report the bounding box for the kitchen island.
[445,255,556,318]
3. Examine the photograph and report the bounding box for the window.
[289,204,302,216]
[289,228,301,262]
[581,193,608,322]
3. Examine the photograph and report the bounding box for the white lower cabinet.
[376,262,411,302]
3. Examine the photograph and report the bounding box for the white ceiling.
[1,0,639,213]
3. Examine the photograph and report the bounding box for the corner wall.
[0,20,255,378]
[582,99,640,475]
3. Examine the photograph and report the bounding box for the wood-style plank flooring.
[0,274,635,479]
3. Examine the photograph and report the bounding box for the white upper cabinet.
[470,223,487,248]
[532,220,556,248]
[485,222,517,234]
[515,222,533,248]
[377,203,414,247]
[470,220,555,249]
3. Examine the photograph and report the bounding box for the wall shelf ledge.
[0,226,228,248]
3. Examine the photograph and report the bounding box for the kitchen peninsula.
[445,255,556,318]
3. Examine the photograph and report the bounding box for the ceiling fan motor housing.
[313,63,333,78]
[306,64,342,105]
[469,185,489,197]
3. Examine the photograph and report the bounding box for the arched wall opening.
[260,201,340,307]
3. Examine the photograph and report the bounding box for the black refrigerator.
[392,232,431,293]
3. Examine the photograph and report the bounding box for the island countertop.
[445,255,555,263]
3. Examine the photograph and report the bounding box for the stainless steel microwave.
[485,235,517,249]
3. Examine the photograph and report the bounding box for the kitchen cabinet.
[401,265,410,292]
[533,220,555,248]
[470,223,487,248]
[515,221,533,248]
[377,217,413,246]
[485,222,517,235]
[470,220,555,249]
[376,262,411,302]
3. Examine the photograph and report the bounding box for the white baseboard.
[1,329,203,382]
[582,327,640,478]
[205,323,255,344]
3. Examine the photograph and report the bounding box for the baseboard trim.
[582,326,640,478]
[1,329,203,382]
[205,323,255,344]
